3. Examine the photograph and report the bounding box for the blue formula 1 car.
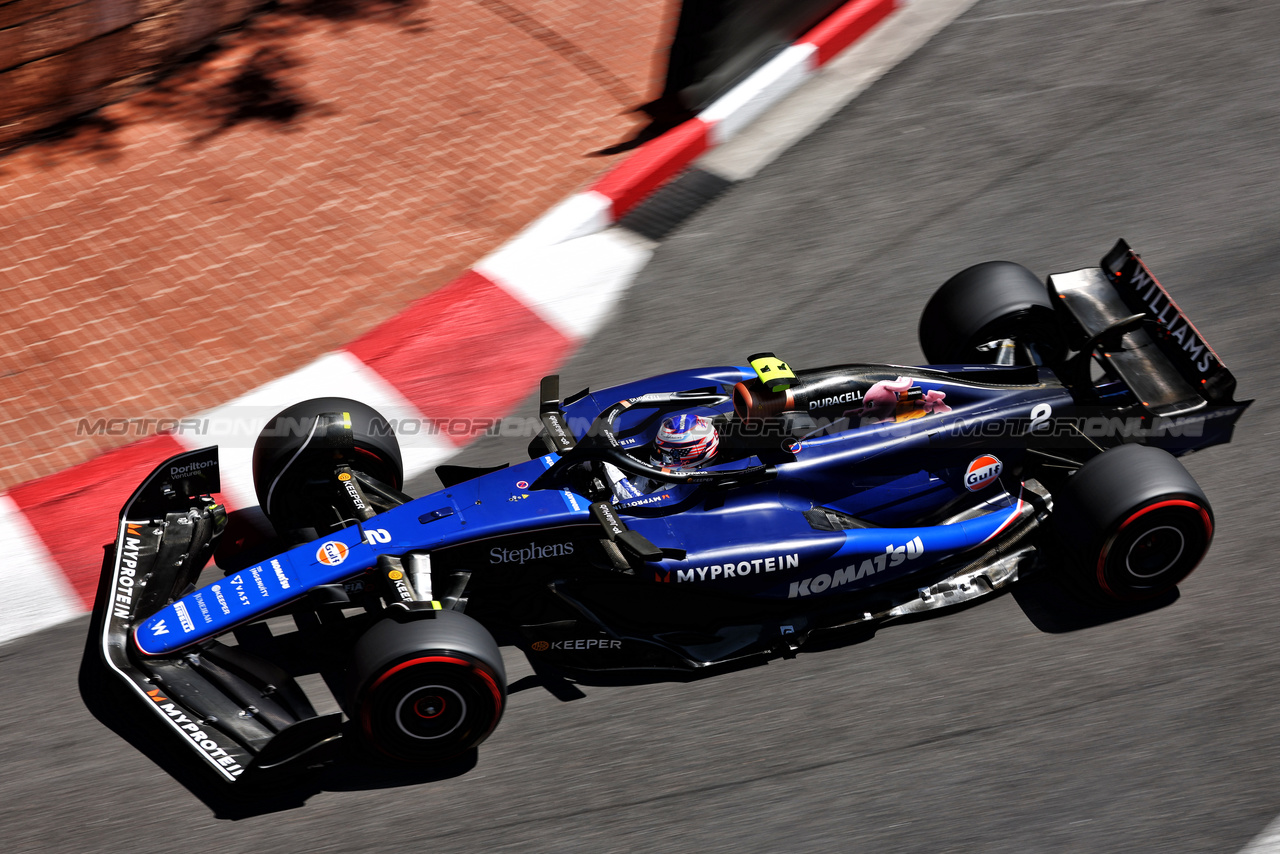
[84,240,1249,785]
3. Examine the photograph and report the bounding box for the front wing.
[84,447,342,784]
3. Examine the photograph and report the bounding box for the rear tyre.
[918,261,1066,365]
[252,398,403,536]
[351,611,507,763]
[1053,444,1214,601]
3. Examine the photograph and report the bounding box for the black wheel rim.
[1099,500,1212,599]
[1124,525,1186,578]
[360,655,503,762]
[394,685,467,740]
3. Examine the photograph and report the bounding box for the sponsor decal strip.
[810,390,863,410]
[676,553,800,583]
[169,459,218,479]
[533,638,623,651]
[787,495,1027,599]
[490,541,576,565]
[340,474,367,511]
[135,525,383,656]
[619,492,670,509]
[789,538,924,598]
[111,522,144,620]
[1118,257,1221,375]
[99,518,245,782]
[146,690,245,777]
[964,455,1003,492]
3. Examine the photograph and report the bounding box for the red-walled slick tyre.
[351,611,507,763]
[1053,444,1214,601]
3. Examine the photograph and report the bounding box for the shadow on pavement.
[5,0,427,166]
[77,565,1182,817]
[80,647,475,819]
[1010,569,1180,633]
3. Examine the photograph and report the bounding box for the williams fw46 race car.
[84,240,1249,785]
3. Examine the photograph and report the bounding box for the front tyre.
[351,611,507,763]
[1053,444,1214,601]
[252,397,403,536]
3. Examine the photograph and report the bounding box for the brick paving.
[0,0,672,491]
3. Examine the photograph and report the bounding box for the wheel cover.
[1097,499,1213,599]
[360,655,504,761]
[1124,525,1186,578]
[395,685,466,740]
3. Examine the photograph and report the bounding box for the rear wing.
[1049,240,1246,416]
[1099,239,1237,403]
[83,447,341,784]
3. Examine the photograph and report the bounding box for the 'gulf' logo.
[964,455,1003,492]
[317,541,349,566]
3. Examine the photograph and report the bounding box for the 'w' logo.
[151,620,169,635]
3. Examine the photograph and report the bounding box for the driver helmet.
[652,414,719,469]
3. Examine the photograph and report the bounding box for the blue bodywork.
[89,243,1253,789]
[135,363,1072,657]
[90,241,1253,789]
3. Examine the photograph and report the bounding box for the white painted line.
[478,227,657,341]
[0,494,82,645]
[957,0,1156,24]
[699,0,982,181]
[1239,813,1280,854]
[505,191,615,247]
[701,44,818,147]
[172,351,454,510]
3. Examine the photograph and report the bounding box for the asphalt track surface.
[6,1,1279,851]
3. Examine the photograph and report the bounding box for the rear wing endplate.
[1049,240,1244,414]
[1099,239,1237,403]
